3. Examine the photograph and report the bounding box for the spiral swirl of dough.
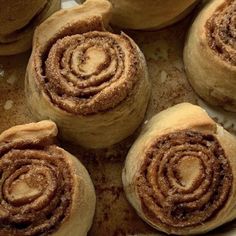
[0,142,73,236]
[43,31,139,115]
[136,130,232,229]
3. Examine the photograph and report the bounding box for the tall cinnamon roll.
[25,0,150,149]
[0,121,96,236]
[123,103,236,235]
[0,0,60,55]
[184,0,236,112]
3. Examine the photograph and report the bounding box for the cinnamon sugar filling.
[206,0,236,65]
[0,142,73,236]
[136,130,232,230]
[35,30,140,115]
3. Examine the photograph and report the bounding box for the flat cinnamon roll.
[184,0,236,112]
[25,0,150,149]
[0,0,60,55]
[0,121,96,236]
[123,103,236,235]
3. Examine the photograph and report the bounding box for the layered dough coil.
[0,121,96,236]
[0,0,60,55]
[80,0,199,30]
[184,0,236,112]
[123,103,236,235]
[26,0,150,149]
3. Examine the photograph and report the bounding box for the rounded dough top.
[0,0,48,34]
[109,0,197,29]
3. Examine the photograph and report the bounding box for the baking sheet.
[0,1,236,235]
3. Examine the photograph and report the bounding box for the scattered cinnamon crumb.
[4,100,14,110]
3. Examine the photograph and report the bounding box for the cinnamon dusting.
[34,25,141,115]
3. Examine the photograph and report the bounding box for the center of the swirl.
[175,156,202,188]
[77,46,109,75]
[8,172,45,202]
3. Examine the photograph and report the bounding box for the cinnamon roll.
[123,103,236,235]
[25,0,150,149]
[184,0,236,112]
[0,121,96,236]
[0,0,60,55]
[80,0,199,30]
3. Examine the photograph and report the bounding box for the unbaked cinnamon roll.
[0,121,96,236]
[123,103,236,235]
[80,0,199,30]
[0,0,60,55]
[25,0,150,149]
[184,0,236,112]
